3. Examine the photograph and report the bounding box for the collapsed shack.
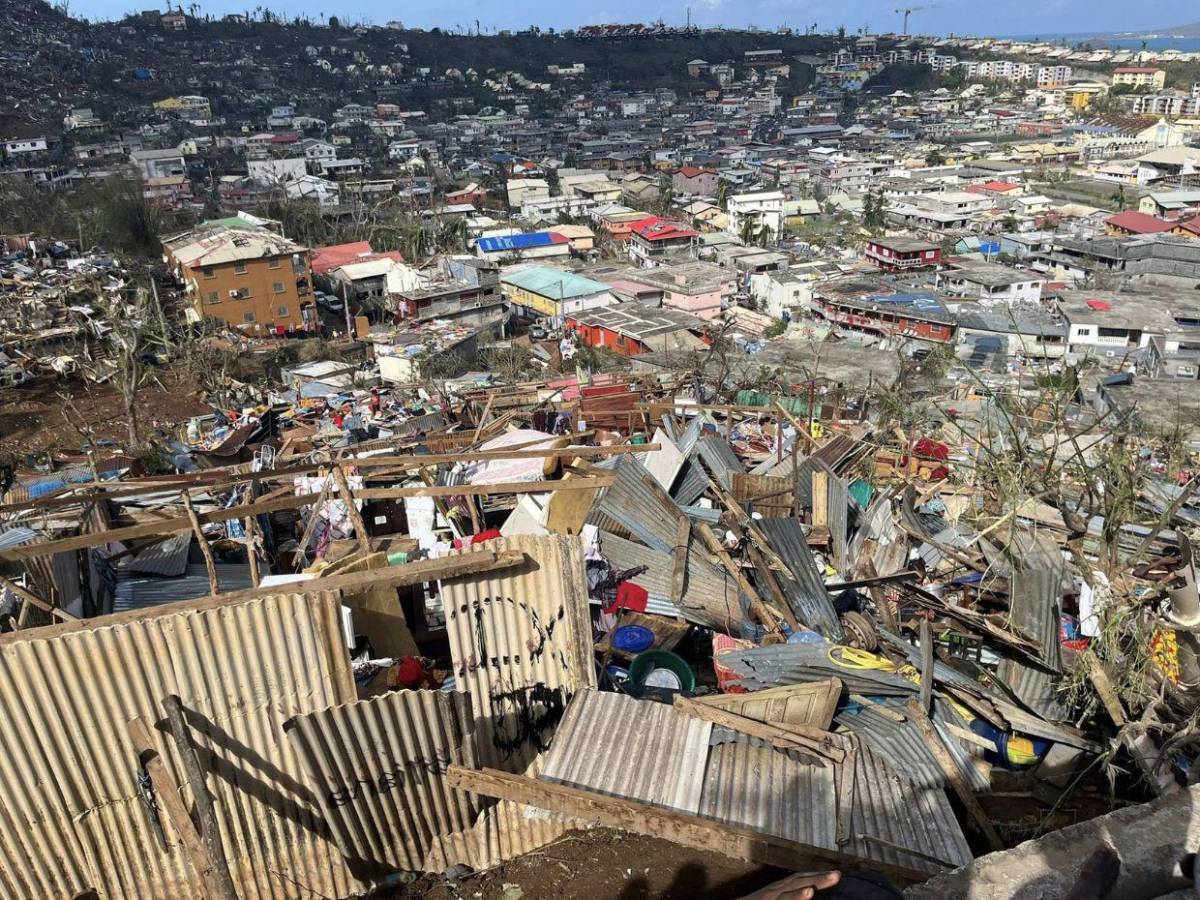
[0,366,1199,898]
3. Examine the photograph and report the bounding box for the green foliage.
[0,177,163,257]
[763,320,788,339]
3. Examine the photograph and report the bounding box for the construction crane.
[895,5,925,34]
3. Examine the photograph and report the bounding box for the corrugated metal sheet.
[442,534,595,769]
[587,456,677,553]
[0,590,360,900]
[285,689,482,877]
[839,743,972,876]
[123,532,193,577]
[112,563,256,614]
[671,458,711,507]
[541,691,712,813]
[694,434,743,491]
[718,642,913,696]
[699,741,837,849]
[440,534,596,868]
[598,530,747,631]
[996,567,1070,722]
[756,518,842,640]
[834,699,990,794]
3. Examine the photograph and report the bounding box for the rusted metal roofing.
[541,690,712,813]
[442,534,596,769]
[718,642,912,696]
[285,689,482,876]
[0,590,360,900]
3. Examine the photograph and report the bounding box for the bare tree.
[90,283,165,451]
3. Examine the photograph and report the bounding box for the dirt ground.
[0,369,211,457]
[397,829,787,900]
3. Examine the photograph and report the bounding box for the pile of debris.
[0,364,1198,898]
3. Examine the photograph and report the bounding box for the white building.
[937,263,1045,306]
[247,157,309,184]
[726,191,786,240]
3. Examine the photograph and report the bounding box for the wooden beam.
[695,522,781,631]
[10,549,530,646]
[292,476,334,567]
[919,618,934,714]
[0,574,77,621]
[811,470,829,530]
[127,716,230,898]
[0,445,651,515]
[333,465,371,556]
[747,544,801,632]
[181,491,219,596]
[673,696,844,762]
[671,516,691,605]
[446,766,926,885]
[242,485,261,589]
[906,700,1004,852]
[160,696,239,900]
[0,478,615,562]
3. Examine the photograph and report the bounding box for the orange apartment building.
[162,226,317,334]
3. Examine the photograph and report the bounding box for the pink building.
[617,262,732,321]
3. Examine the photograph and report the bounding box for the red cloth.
[471,528,503,545]
[604,581,648,615]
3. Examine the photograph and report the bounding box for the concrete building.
[163,226,315,334]
[726,191,786,241]
[937,262,1044,306]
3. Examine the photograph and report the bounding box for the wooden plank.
[0,574,77,621]
[906,700,1004,852]
[0,445,651,515]
[674,696,844,762]
[242,486,261,588]
[671,516,691,604]
[181,491,219,596]
[127,716,229,899]
[695,680,843,732]
[292,476,334,567]
[0,477,615,561]
[333,465,371,556]
[747,544,801,632]
[811,470,829,529]
[160,696,239,900]
[446,766,926,884]
[5,549,528,646]
[919,617,934,714]
[695,522,781,631]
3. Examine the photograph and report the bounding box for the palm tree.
[716,178,730,210]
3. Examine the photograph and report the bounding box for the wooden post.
[747,544,801,632]
[671,516,691,604]
[293,475,334,567]
[0,574,77,621]
[181,492,219,596]
[811,470,829,530]
[160,696,239,900]
[906,700,1004,852]
[127,716,233,899]
[446,766,927,885]
[472,394,494,443]
[333,464,371,556]
[242,481,260,588]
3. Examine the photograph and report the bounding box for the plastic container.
[612,625,655,654]
[629,649,695,692]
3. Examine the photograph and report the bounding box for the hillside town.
[5,3,1200,899]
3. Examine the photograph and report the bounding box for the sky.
[67,0,1194,39]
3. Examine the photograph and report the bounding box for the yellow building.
[1112,68,1166,90]
[153,95,212,119]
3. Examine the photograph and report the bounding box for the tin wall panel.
[841,744,973,876]
[700,741,837,850]
[0,591,360,900]
[285,689,481,877]
[756,518,843,640]
[440,535,597,867]
[541,691,712,814]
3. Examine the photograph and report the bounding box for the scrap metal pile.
[0,366,1197,898]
